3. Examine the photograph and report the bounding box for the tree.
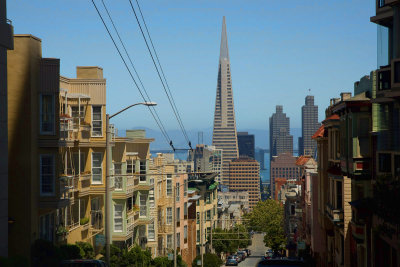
[59,244,82,260]
[192,253,222,267]
[75,242,95,259]
[151,254,186,267]
[209,225,250,257]
[244,199,286,251]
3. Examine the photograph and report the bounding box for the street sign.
[95,234,105,247]
[168,253,173,260]
[197,260,201,265]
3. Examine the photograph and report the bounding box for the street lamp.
[105,101,157,265]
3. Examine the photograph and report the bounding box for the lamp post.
[105,102,156,265]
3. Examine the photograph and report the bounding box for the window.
[184,180,188,196]
[184,202,188,219]
[139,160,146,182]
[336,181,343,210]
[148,223,155,241]
[176,207,180,224]
[149,189,155,208]
[140,194,147,217]
[177,232,181,248]
[167,175,172,196]
[92,153,103,183]
[166,207,172,224]
[40,155,55,195]
[196,230,200,242]
[114,163,123,190]
[114,204,123,232]
[197,212,200,224]
[184,225,188,243]
[176,182,180,201]
[39,213,54,241]
[379,153,391,173]
[71,105,85,118]
[207,210,211,220]
[92,106,102,136]
[167,234,173,249]
[206,193,211,204]
[40,94,54,134]
[127,159,136,174]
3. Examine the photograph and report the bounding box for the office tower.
[270,153,300,200]
[212,16,239,185]
[269,105,293,161]
[188,144,222,182]
[255,149,265,170]
[237,132,255,159]
[228,158,260,210]
[0,0,13,256]
[299,96,319,157]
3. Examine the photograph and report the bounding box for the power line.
[90,0,173,148]
[127,0,192,149]
[99,0,172,147]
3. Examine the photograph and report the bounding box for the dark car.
[226,256,239,266]
[232,253,242,263]
[237,251,247,260]
[257,259,305,267]
[60,259,108,267]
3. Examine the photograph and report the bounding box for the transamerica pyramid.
[212,16,239,185]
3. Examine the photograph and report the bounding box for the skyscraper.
[212,16,238,185]
[269,105,293,160]
[299,96,319,157]
[237,132,255,159]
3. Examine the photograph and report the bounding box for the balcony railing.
[60,117,92,142]
[326,204,344,222]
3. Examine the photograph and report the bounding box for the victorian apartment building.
[7,34,108,258]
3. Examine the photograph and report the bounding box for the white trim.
[91,152,103,184]
[40,154,55,196]
[39,94,55,135]
[113,203,123,232]
[91,105,103,137]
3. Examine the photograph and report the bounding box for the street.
[225,233,267,267]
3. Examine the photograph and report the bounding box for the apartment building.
[111,130,155,253]
[217,190,249,230]
[7,34,108,257]
[228,157,260,210]
[270,153,301,200]
[188,144,222,183]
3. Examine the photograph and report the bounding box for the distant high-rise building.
[255,149,265,170]
[188,144,223,183]
[212,16,239,185]
[299,96,319,157]
[269,105,293,160]
[270,153,300,200]
[228,158,260,209]
[237,132,255,159]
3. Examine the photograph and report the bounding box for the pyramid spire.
[220,16,229,60]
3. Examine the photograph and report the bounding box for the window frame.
[40,154,55,196]
[114,203,123,232]
[92,152,103,184]
[139,194,148,218]
[39,94,55,135]
[148,222,155,241]
[166,207,173,225]
[91,105,103,137]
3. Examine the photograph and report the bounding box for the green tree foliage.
[75,242,95,259]
[192,253,222,267]
[209,226,251,257]
[244,199,286,251]
[59,244,82,260]
[0,255,29,267]
[31,239,63,267]
[151,254,186,267]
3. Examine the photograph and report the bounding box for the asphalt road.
[225,233,267,267]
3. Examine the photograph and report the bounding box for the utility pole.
[200,211,204,267]
[210,219,213,253]
[174,184,177,267]
[105,114,111,266]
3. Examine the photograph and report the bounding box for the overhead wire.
[127,0,192,149]
[90,0,174,150]
[99,0,173,148]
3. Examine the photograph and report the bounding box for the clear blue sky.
[8,0,377,131]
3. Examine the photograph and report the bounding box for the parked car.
[232,253,242,263]
[257,259,305,267]
[226,256,239,266]
[237,250,247,260]
[60,259,108,267]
